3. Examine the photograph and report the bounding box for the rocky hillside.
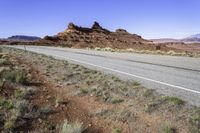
[43,22,160,50]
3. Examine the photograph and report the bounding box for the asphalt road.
[5,45,200,106]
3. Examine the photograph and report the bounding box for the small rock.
[0,67,10,73]
[38,118,43,123]
[47,95,51,99]
[66,82,74,85]
[55,103,59,108]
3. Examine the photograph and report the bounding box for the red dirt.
[15,55,127,133]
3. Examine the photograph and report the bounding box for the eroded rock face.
[68,23,76,29]
[92,21,102,30]
[68,23,77,30]
[44,21,155,49]
[116,29,128,34]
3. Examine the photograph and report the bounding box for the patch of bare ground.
[0,47,199,133]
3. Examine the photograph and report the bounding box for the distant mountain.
[152,34,200,44]
[189,34,200,38]
[8,35,41,41]
[181,34,200,43]
[181,37,200,43]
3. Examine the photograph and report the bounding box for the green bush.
[112,128,121,133]
[0,97,13,109]
[80,89,88,94]
[162,125,176,133]
[111,97,124,104]
[143,89,154,97]
[14,90,24,99]
[0,80,4,90]
[3,70,27,84]
[40,106,54,115]
[4,119,16,131]
[163,96,184,105]
[14,100,29,118]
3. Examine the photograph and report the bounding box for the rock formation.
[43,21,157,50]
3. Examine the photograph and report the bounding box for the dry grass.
[92,47,200,57]
[59,120,83,133]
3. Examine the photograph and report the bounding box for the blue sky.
[0,0,200,39]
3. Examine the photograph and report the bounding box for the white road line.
[47,54,200,95]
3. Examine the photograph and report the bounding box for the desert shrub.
[4,119,16,131]
[14,70,27,84]
[131,81,140,86]
[59,120,83,133]
[112,76,121,82]
[0,59,12,66]
[45,120,55,130]
[102,93,110,102]
[4,100,13,109]
[0,97,13,109]
[3,70,27,84]
[14,90,24,99]
[144,102,158,113]
[40,106,54,115]
[14,88,35,99]
[80,89,88,94]
[0,80,4,90]
[162,125,176,133]
[112,128,122,133]
[143,89,154,97]
[3,71,16,82]
[189,109,200,132]
[14,100,29,118]
[163,96,184,105]
[111,97,124,104]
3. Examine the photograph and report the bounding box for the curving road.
[5,45,200,106]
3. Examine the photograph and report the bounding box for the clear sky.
[0,0,200,39]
